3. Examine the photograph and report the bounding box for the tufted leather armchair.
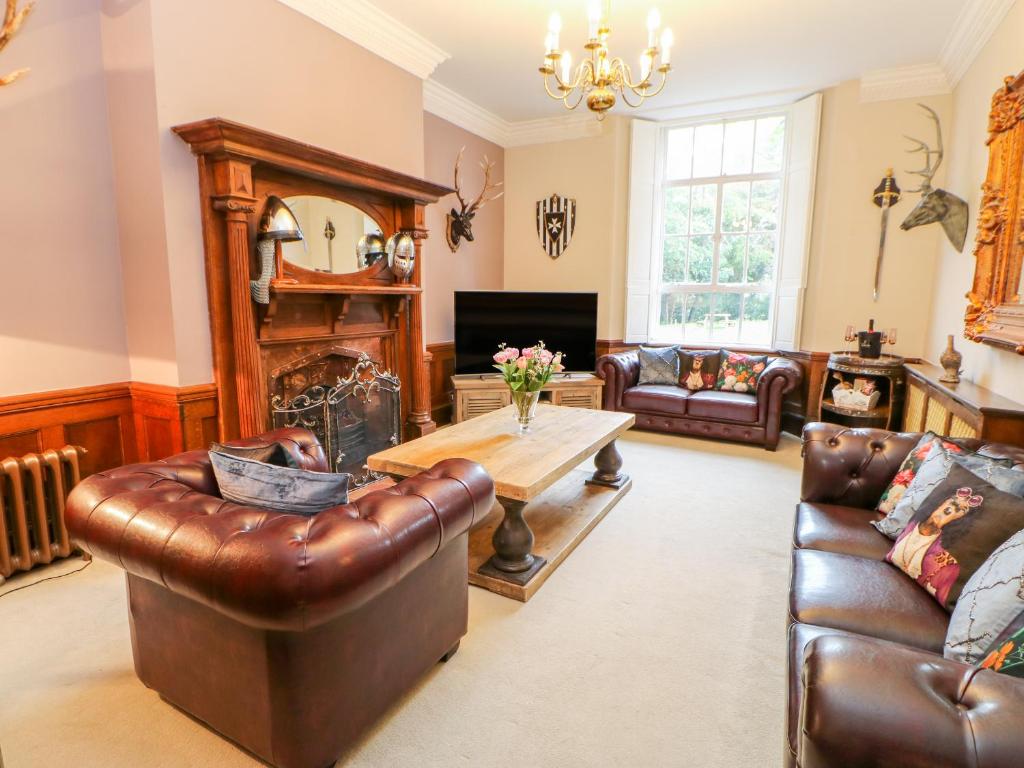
[787,422,1024,768]
[66,427,495,768]
[597,350,802,450]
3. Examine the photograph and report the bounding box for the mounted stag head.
[0,0,34,87]
[899,104,969,252]
[445,147,503,252]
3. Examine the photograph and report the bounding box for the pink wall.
[0,0,129,397]
[422,113,505,343]
[131,0,429,386]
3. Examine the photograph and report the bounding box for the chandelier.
[539,1,673,119]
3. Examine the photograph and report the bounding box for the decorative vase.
[511,390,540,433]
[939,335,963,384]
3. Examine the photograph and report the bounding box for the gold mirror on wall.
[965,69,1024,353]
[280,196,384,274]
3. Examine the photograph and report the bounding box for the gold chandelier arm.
[619,82,648,108]
[563,85,588,111]
[542,73,568,101]
[640,67,671,99]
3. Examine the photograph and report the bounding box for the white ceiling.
[370,0,967,122]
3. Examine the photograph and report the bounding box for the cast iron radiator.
[0,446,86,585]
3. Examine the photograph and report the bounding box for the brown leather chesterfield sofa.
[65,428,495,768]
[788,422,1024,768]
[596,349,802,450]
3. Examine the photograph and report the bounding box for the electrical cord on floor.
[0,558,92,600]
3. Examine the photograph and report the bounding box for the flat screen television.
[454,291,598,375]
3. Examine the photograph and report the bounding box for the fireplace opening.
[271,353,401,487]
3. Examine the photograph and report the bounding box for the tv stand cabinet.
[452,374,604,423]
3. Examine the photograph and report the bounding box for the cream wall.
[503,117,629,341]
[925,0,1024,401]
[0,0,130,397]
[802,82,952,358]
[423,113,504,344]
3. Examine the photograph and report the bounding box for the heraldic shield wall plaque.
[536,193,576,258]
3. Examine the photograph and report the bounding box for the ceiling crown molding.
[423,79,510,147]
[423,79,604,148]
[276,0,450,80]
[859,63,951,102]
[940,0,1016,87]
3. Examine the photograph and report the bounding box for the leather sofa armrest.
[596,351,641,411]
[800,422,922,508]
[799,634,1024,768]
[758,357,803,399]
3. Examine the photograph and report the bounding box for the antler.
[453,146,468,210]
[452,146,504,216]
[465,156,504,214]
[903,103,944,194]
[0,0,33,87]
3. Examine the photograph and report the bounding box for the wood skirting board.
[0,382,218,476]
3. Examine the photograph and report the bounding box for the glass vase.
[511,389,540,433]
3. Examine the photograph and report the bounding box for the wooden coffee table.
[367,404,635,601]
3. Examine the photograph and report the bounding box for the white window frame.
[648,108,790,348]
[625,93,821,351]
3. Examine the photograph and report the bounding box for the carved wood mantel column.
[211,159,262,436]
[406,206,436,438]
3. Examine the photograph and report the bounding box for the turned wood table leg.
[478,496,547,585]
[586,439,629,489]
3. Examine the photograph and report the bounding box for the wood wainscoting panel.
[427,341,455,426]
[129,383,219,461]
[0,382,219,474]
[0,383,136,473]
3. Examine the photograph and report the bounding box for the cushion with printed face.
[872,438,1006,539]
[637,345,680,385]
[715,350,767,393]
[947,528,1024,664]
[886,463,1024,611]
[210,451,350,516]
[978,609,1024,677]
[677,349,721,391]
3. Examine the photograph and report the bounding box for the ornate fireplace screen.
[271,353,401,486]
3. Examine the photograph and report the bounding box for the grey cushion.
[637,346,679,385]
[210,450,350,516]
[946,529,1024,664]
[873,441,1010,538]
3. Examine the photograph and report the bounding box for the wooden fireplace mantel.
[173,118,452,442]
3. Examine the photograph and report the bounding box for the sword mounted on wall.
[871,169,902,301]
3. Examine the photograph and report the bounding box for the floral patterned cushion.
[979,609,1024,677]
[714,350,767,394]
[677,350,721,391]
[637,346,680,385]
[886,463,1024,611]
[872,436,999,536]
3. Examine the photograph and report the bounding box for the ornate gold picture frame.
[965,69,1024,353]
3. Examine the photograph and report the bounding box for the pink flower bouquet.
[493,341,565,393]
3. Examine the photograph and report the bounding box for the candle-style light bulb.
[647,8,661,47]
[548,12,561,51]
[587,1,602,39]
[640,53,652,81]
[660,28,674,65]
[561,50,572,83]
[545,31,556,54]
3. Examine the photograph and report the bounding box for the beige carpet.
[0,430,802,768]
